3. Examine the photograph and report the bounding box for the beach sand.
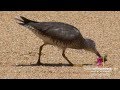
[0,11,120,79]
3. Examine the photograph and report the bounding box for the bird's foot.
[36,61,43,66]
[69,63,74,66]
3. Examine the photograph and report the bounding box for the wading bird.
[16,16,102,66]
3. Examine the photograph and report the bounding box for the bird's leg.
[62,50,73,66]
[36,44,46,65]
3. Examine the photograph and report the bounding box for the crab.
[96,54,107,66]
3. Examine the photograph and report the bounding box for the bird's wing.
[28,22,84,41]
[45,27,82,41]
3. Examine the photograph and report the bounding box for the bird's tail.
[15,16,36,25]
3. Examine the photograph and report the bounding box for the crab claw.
[97,57,103,66]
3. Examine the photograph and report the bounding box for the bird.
[16,16,102,66]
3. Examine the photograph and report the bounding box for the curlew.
[16,16,102,66]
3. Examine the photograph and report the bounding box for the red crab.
[96,55,107,66]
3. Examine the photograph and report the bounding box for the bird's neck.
[82,39,91,51]
[72,38,85,49]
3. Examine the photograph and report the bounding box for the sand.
[0,11,120,79]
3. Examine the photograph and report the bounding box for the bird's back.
[28,22,83,41]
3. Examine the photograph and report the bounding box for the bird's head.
[84,39,101,57]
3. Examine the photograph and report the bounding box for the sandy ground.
[0,11,120,79]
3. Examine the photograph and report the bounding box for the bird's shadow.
[15,63,93,67]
